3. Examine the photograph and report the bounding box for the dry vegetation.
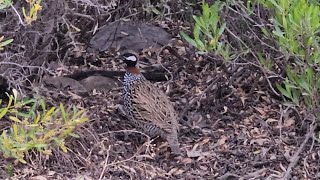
[0,0,319,179]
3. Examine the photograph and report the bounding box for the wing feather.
[131,81,178,133]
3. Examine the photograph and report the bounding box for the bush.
[180,0,230,60]
[0,0,11,9]
[0,95,88,163]
[258,0,320,109]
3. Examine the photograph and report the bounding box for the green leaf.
[40,99,46,111]
[16,112,31,118]
[202,0,210,20]
[42,130,56,141]
[291,89,300,105]
[72,109,85,118]
[34,113,41,124]
[305,68,314,84]
[218,22,226,36]
[12,124,18,140]
[286,66,297,82]
[42,107,56,122]
[0,39,13,47]
[68,133,80,138]
[193,24,201,40]
[60,143,68,152]
[195,38,206,51]
[34,143,47,148]
[21,98,37,106]
[75,116,88,124]
[193,16,203,27]
[276,83,292,99]
[180,32,197,47]
[60,103,67,122]
[9,116,22,123]
[268,0,284,12]
[151,7,161,15]
[297,76,311,94]
[0,107,9,119]
[282,15,288,30]
[273,24,285,38]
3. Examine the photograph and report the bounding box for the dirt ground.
[0,0,319,179]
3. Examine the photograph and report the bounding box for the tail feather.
[166,130,180,154]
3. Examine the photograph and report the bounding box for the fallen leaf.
[217,135,228,146]
[167,167,179,175]
[187,144,213,158]
[199,166,207,170]
[48,171,56,176]
[181,157,193,164]
[200,137,210,145]
[283,117,295,127]
[270,154,276,160]
[266,118,278,124]
[187,148,203,158]
[254,107,267,116]
[173,169,186,176]
[29,176,47,180]
[74,175,93,180]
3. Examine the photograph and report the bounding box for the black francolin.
[120,51,180,154]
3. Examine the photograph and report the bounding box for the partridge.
[120,51,180,154]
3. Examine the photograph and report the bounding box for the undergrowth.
[182,0,320,118]
[257,0,320,114]
[181,0,230,60]
[0,95,88,163]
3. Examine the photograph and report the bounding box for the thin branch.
[282,122,317,179]
[10,4,26,26]
[99,145,111,180]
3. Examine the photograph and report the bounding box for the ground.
[0,0,319,179]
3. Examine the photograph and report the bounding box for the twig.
[178,72,223,119]
[67,9,95,22]
[282,122,317,180]
[99,145,111,180]
[10,4,26,26]
[218,173,241,180]
[0,61,47,70]
[158,45,188,62]
[225,27,280,96]
[278,105,291,141]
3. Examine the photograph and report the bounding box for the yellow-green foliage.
[0,0,12,9]
[0,36,13,50]
[0,1,13,50]
[22,0,42,25]
[0,95,88,163]
[258,0,320,108]
[181,0,229,59]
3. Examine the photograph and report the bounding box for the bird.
[120,51,181,155]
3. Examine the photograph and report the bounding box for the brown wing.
[130,81,178,133]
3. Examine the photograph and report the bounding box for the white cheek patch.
[126,56,137,62]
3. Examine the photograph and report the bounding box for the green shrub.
[258,0,320,110]
[22,0,42,25]
[0,95,88,163]
[181,0,230,59]
[0,0,12,9]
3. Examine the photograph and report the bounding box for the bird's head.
[120,52,139,68]
[117,50,141,74]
